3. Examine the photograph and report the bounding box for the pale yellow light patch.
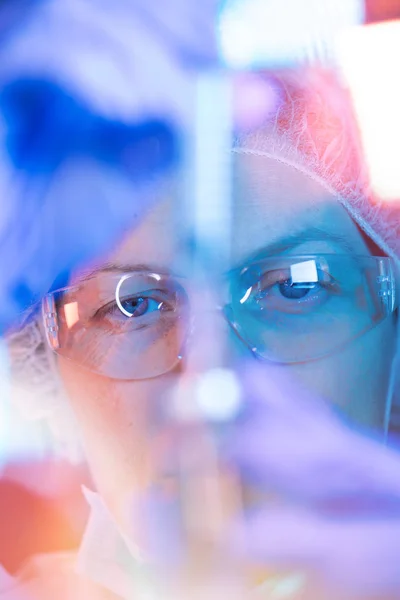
[64,302,80,329]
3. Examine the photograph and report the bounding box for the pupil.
[122,297,148,317]
[279,279,313,299]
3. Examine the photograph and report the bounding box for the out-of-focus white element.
[171,368,242,422]
[195,367,242,422]
[0,345,53,476]
[0,339,9,469]
[218,0,364,68]
[0,345,49,467]
[336,20,400,202]
[290,260,318,285]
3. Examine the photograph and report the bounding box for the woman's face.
[58,154,397,526]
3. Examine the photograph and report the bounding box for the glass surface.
[42,255,397,379]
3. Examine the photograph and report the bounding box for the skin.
[57,154,397,531]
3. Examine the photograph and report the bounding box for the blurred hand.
[223,364,400,599]
[124,364,400,599]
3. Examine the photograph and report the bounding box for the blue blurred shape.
[0,78,180,334]
[0,78,178,177]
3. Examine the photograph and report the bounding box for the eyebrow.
[236,226,358,267]
[76,226,357,282]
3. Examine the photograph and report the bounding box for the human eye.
[117,293,172,317]
[94,287,177,330]
[240,259,340,316]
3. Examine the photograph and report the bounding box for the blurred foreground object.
[337,19,400,202]
[218,0,364,67]
[0,0,220,334]
[224,364,400,599]
[116,363,400,599]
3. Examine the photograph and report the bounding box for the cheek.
[291,317,397,428]
[58,358,179,522]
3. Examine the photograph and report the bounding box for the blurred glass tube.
[181,71,233,375]
[336,20,400,202]
[188,71,233,270]
[158,70,241,587]
[218,0,364,68]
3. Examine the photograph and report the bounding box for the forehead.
[107,154,367,273]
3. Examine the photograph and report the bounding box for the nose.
[180,294,254,376]
[167,285,255,423]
